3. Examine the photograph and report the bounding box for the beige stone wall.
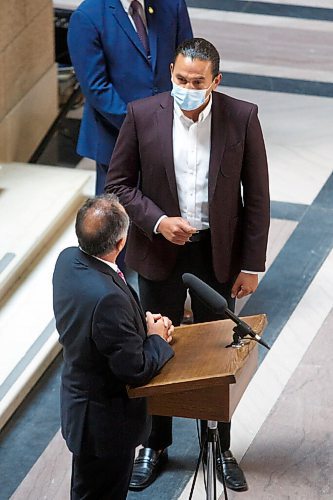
[0,0,58,162]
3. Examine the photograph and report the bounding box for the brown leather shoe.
[129,447,168,491]
[216,450,248,491]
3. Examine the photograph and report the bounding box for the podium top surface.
[129,314,267,398]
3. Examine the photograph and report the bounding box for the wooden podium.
[128,314,267,422]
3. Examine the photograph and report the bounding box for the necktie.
[130,0,150,57]
[117,269,127,284]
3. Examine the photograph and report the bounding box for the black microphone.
[182,273,228,315]
[182,273,270,350]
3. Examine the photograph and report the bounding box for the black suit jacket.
[52,247,173,457]
[106,91,270,283]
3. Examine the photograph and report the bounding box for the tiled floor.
[1,1,333,499]
[7,215,299,500]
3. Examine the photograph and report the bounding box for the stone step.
[0,163,94,429]
[0,163,92,301]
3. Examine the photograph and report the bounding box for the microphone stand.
[193,317,269,499]
[182,273,269,497]
[226,318,270,350]
[189,421,228,500]
[190,319,269,499]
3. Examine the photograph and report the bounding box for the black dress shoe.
[216,450,248,491]
[129,447,168,491]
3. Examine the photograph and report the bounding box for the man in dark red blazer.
[105,38,270,492]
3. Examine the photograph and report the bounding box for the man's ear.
[170,63,174,77]
[213,73,222,90]
[116,236,126,254]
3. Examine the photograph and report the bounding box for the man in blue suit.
[68,0,193,194]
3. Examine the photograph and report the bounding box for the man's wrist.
[153,215,167,234]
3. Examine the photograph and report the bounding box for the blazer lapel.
[208,92,229,203]
[145,0,157,72]
[156,93,180,208]
[108,0,149,61]
[109,269,147,330]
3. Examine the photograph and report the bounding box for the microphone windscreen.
[182,273,228,315]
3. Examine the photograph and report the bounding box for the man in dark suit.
[68,0,193,194]
[105,38,270,491]
[52,194,174,499]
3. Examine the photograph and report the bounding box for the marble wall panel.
[0,52,5,122]
[0,65,58,163]
[3,4,54,114]
[24,0,53,25]
[0,117,9,162]
[0,0,25,52]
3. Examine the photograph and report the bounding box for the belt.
[189,229,211,243]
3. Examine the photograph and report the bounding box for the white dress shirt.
[154,98,212,233]
[154,97,259,275]
[93,255,120,273]
[172,97,212,231]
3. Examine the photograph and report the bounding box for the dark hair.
[75,194,129,257]
[174,38,220,78]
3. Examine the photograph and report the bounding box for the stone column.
[0,0,58,162]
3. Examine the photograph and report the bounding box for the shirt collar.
[79,247,120,273]
[120,0,145,14]
[93,255,119,273]
[173,94,213,125]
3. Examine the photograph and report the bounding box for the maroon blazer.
[105,91,270,283]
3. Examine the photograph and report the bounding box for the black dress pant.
[71,448,135,500]
[139,235,235,452]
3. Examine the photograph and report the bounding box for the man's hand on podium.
[146,311,174,344]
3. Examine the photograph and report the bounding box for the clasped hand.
[146,311,174,343]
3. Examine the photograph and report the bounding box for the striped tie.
[117,269,127,284]
[130,0,150,57]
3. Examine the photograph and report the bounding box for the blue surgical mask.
[171,80,213,111]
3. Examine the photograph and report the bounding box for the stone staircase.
[0,163,94,429]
